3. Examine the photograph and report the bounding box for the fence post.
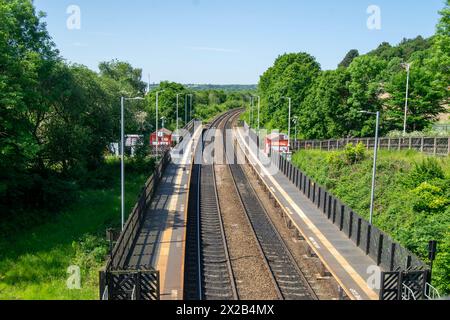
[390,243,396,271]
[434,137,437,156]
[332,199,337,223]
[421,137,424,153]
[377,234,384,266]
[448,137,450,156]
[348,211,353,239]
[356,218,362,246]
[340,205,345,231]
[409,137,412,150]
[327,196,332,219]
[366,225,372,255]
[136,272,142,300]
[388,138,391,151]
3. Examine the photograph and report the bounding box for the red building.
[150,128,173,148]
[264,133,290,154]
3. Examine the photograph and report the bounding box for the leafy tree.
[99,59,147,95]
[338,49,359,68]
[346,55,387,136]
[426,0,450,105]
[299,69,350,139]
[258,53,321,131]
[384,53,445,132]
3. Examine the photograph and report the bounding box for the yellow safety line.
[236,128,379,300]
[156,126,203,299]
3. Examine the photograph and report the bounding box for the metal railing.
[244,124,430,274]
[292,136,450,156]
[105,151,171,271]
[425,283,441,300]
[402,283,417,301]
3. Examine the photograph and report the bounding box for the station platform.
[234,126,380,300]
[124,125,202,300]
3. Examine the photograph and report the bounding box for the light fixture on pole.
[120,96,145,231]
[360,110,380,225]
[155,90,165,154]
[293,116,299,145]
[256,96,261,135]
[401,62,412,135]
[281,97,292,153]
[176,93,182,143]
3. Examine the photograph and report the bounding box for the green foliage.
[258,52,321,132]
[256,2,448,140]
[0,159,150,299]
[411,182,449,213]
[292,149,450,294]
[338,49,359,68]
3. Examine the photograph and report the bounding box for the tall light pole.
[281,97,292,153]
[256,96,261,135]
[176,93,182,142]
[293,116,299,145]
[120,96,145,231]
[189,94,193,121]
[402,62,411,135]
[155,90,165,154]
[360,110,380,225]
[185,94,188,124]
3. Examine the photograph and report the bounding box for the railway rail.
[185,109,317,300]
[184,112,238,300]
[223,112,318,300]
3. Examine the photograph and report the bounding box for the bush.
[411,182,449,213]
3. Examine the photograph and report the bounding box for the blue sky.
[34,0,445,84]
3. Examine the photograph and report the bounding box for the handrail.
[425,282,441,300]
[131,285,137,300]
[402,283,417,301]
[102,285,109,301]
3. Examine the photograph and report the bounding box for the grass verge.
[292,148,450,295]
[0,158,153,300]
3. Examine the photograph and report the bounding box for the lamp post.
[293,116,299,146]
[189,94,194,121]
[120,96,145,231]
[176,93,182,142]
[360,110,380,225]
[402,62,411,135]
[281,97,292,153]
[155,90,165,154]
[256,96,261,135]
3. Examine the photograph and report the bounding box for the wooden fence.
[292,136,450,156]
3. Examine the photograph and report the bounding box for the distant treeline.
[252,1,449,140]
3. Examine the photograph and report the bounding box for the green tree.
[346,55,387,136]
[258,52,321,131]
[338,49,359,68]
[299,69,350,139]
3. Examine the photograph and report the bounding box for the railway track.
[184,113,238,300]
[185,109,317,300]
[223,112,318,300]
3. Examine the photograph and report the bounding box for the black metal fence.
[99,269,160,300]
[245,126,428,272]
[272,150,428,272]
[100,121,197,300]
[292,136,450,156]
[105,151,171,271]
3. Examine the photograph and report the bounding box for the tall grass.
[292,149,450,294]
[0,158,152,300]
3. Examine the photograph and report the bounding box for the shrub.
[411,182,449,213]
